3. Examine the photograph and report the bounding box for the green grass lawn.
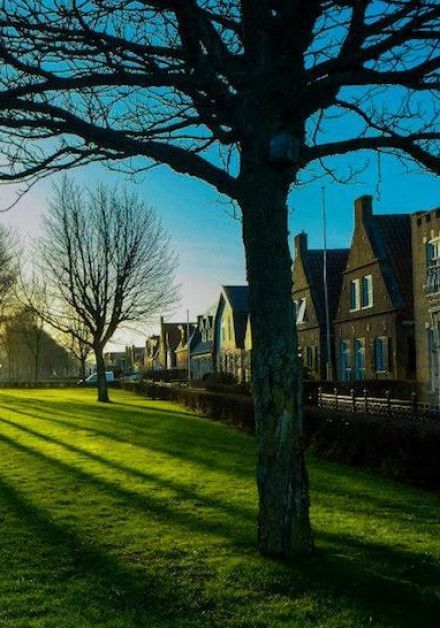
[0,388,438,627]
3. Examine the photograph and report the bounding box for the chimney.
[294,232,307,258]
[355,195,373,225]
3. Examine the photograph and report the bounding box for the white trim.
[349,278,360,312]
[361,274,373,309]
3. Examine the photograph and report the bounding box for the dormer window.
[349,279,360,311]
[350,275,373,311]
[361,275,373,308]
[294,298,306,323]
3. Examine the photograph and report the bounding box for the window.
[349,279,360,311]
[374,336,390,372]
[305,346,318,371]
[426,240,440,268]
[354,338,366,380]
[227,316,232,341]
[428,328,440,392]
[426,240,440,294]
[340,340,351,381]
[294,298,306,323]
[361,275,373,308]
[350,276,373,310]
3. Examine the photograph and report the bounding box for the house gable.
[336,196,406,321]
[213,286,249,354]
[292,233,319,329]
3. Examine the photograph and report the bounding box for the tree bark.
[80,356,86,381]
[239,164,314,559]
[95,345,109,403]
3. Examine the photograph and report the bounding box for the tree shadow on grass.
[303,529,440,626]
[0,474,219,627]
[0,391,439,625]
[0,397,255,477]
[0,464,438,627]
[0,430,254,548]
[0,414,256,523]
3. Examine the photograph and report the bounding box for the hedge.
[117,381,440,490]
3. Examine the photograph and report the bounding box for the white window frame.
[429,238,440,264]
[361,274,373,309]
[349,279,360,312]
[296,297,306,323]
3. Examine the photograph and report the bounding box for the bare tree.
[60,315,92,381]
[0,0,438,557]
[66,316,92,381]
[0,223,18,320]
[37,179,178,402]
[16,277,51,381]
[18,307,45,381]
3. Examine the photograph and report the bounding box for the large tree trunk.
[239,164,314,558]
[80,355,86,381]
[94,345,109,403]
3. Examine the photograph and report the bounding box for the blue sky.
[1,152,439,347]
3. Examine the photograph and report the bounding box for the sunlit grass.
[0,388,438,626]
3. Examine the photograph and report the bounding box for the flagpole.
[321,186,333,381]
[186,308,191,385]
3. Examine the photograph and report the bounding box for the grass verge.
[0,388,438,627]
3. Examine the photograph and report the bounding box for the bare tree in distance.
[37,179,178,402]
[0,0,438,557]
[0,223,18,321]
[58,313,93,381]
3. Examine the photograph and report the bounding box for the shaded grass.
[0,388,438,627]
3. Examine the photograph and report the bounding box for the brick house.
[144,335,160,370]
[104,350,129,373]
[190,312,215,380]
[174,322,197,370]
[411,207,440,400]
[157,317,190,370]
[292,232,348,379]
[213,285,249,383]
[105,345,145,374]
[334,195,415,382]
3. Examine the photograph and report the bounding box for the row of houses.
[143,287,252,383]
[123,194,439,401]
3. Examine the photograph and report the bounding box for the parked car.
[119,372,143,383]
[78,371,115,385]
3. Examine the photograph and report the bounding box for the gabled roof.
[223,285,249,349]
[191,312,214,356]
[214,285,249,350]
[367,213,413,312]
[175,323,197,353]
[191,338,213,357]
[223,285,248,313]
[161,322,186,352]
[301,248,349,323]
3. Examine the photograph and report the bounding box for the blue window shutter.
[383,337,389,371]
[361,277,367,307]
[374,338,379,370]
[350,282,355,309]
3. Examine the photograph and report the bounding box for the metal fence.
[315,387,440,422]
